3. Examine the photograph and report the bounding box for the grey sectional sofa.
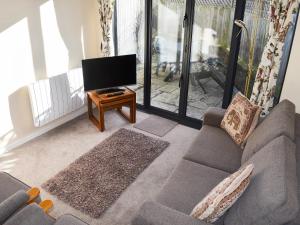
[0,172,88,225]
[132,100,300,225]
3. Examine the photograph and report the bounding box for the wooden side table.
[87,88,136,132]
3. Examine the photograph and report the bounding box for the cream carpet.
[0,109,200,225]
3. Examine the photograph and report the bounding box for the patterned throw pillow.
[190,164,254,223]
[221,92,261,146]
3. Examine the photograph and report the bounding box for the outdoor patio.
[131,64,224,120]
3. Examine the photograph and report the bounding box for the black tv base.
[96,88,125,95]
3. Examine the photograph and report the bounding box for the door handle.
[179,74,184,88]
[183,14,188,28]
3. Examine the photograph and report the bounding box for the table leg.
[87,94,93,118]
[99,106,105,132]
[133,95,136,123]
[130,98,136,123]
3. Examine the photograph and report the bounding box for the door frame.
[222,0,246,108]
[140,0,246,129]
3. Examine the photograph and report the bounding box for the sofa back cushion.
[225,136,299,225]
[241,99,295,163]
[190,164,254,223]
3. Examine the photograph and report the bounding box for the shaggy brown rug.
[42,128,169,218]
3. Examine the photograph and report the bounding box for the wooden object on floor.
[87,88,136,132]
[39,200,53,213]
[27,187,40,204]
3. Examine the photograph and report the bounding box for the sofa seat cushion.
[132,201,214,225]
[225,136,299,225]
[156,159,229,216]
[184,125,242,173]
[0,172,30,203]
[242,99,295,163]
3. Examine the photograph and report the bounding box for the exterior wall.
[280,16,300,113]
[0,0,100,151]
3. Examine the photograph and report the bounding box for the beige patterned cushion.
[221,93,261,146]
[190,164,254,223]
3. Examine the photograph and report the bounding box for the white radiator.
[28,68,85,127]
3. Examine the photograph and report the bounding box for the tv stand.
[87,88,136,132]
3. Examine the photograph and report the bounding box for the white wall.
[281,17,300,113]
[0,0,100,151]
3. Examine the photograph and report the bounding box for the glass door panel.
[110,0,145,104]
[235,0,299,104]
[150,0,186,113]
[186,2,235,120]
[234,0,270,99]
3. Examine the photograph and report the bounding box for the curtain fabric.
[97,0,114,57]
[250,0,299,116]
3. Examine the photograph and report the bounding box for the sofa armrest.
[132,201,213,225]
[0,172,41,204]
[0,190,29,224]
[202,107,226,127]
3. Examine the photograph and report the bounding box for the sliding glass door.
[146,0,243,124]
[150,0,186,113]
[186,2,236,120]
[107,0,297,127]
[108,0,242,122]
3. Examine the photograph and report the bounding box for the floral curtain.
[97,0,114,57]
[250,0,299,116]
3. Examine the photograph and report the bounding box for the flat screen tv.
[82,54,136,92]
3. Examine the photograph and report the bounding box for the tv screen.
[82,54,136,91]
